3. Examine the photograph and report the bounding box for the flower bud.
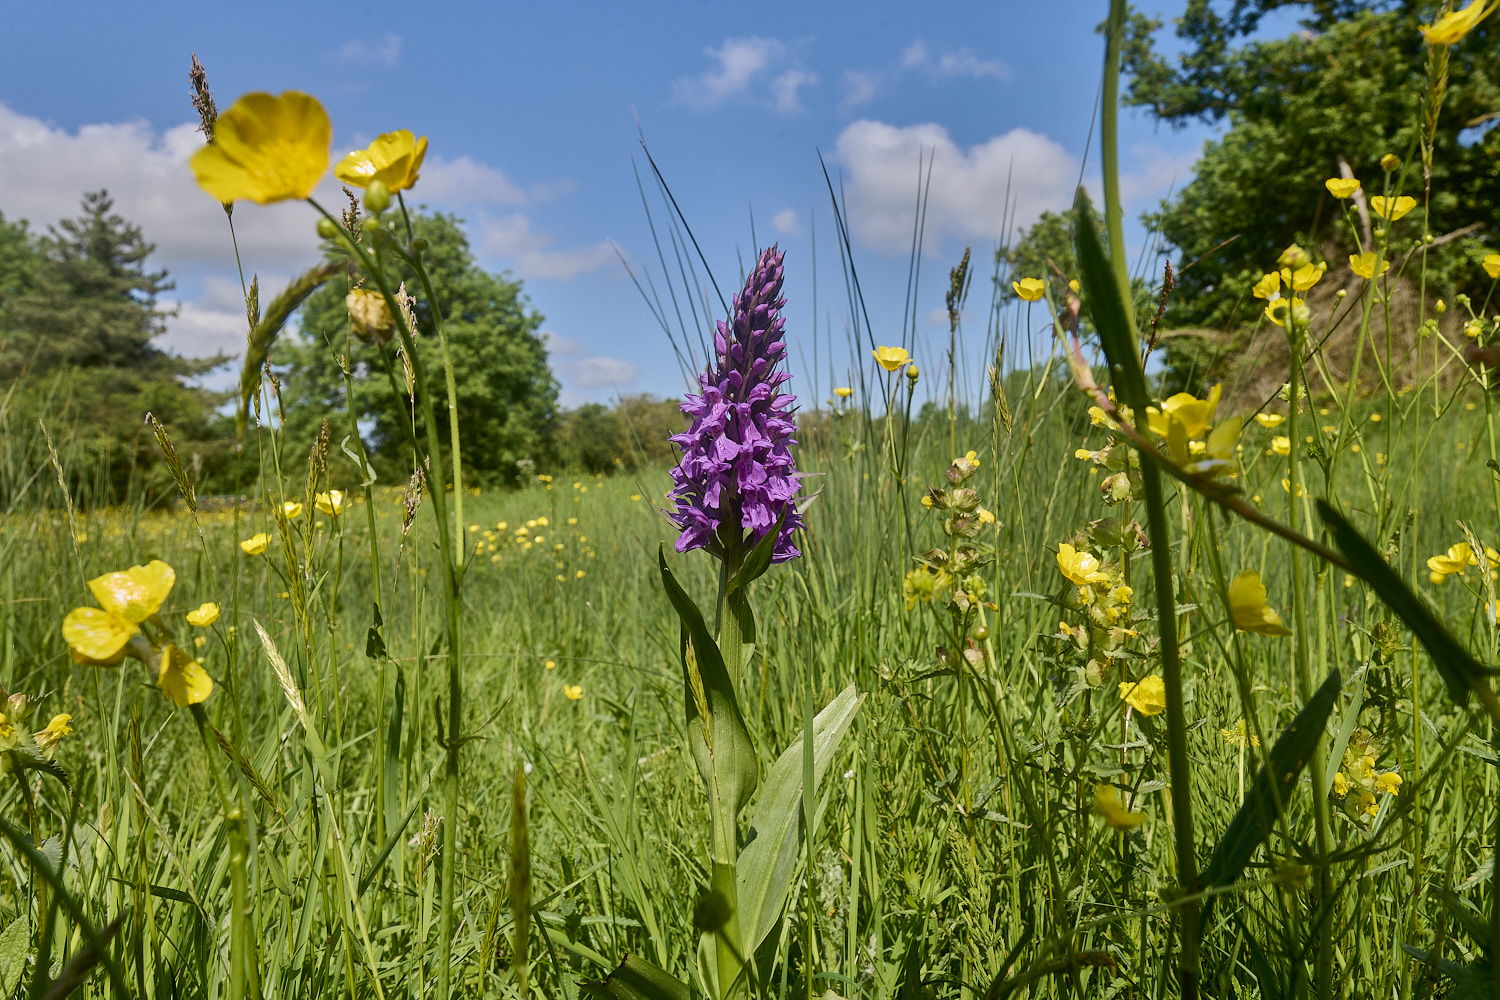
[1380,153,1401,172]
[5,693,32,724]
[1335,288,1347,299]
[316,217,340,240]
[1435,299,1446,314]
[411,237,429,252]
[361,216,381,233]
[972,624,990,641]
[906,364,919,382]
[363,179,391,214]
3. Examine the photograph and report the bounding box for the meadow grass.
[3,354,1500,998]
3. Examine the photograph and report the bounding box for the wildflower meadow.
[3,1,1500,998]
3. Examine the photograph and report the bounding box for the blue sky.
[0,0,1217,407]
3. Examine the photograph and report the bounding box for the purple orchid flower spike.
[668,244,803,566]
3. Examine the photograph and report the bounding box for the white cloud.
[0,103,322,279]
[673,37,816,113]
[772,209,800,235]
[477,213,616,281]
[841,70,880,110]
[901,40,1008,81]
[833,120,1078,252]
[337,34,402,69]
[417,156,530,206]
[545,333,639,402]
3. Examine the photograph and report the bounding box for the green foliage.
[276,210,557,487]
[0,193,227,505]
[553,395,684,473]
[1123,1,1500,375]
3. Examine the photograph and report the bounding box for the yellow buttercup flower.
[157,644,214,708]
[1289,262,1326,291]
[833,386,852,398]
[1270,435,1291,456]
[1484,254,1500,279]
[240,533,271,556]
[1093,785,1147,830]
[1264,297,1309,328]
[1119,675,1167,716]
[1428,542,1478,579]
[1420,0,1495,43]
[34,714,72,754]
[1251,272,1281,300]
[61,560,176,665]
[1278,244,1310,268]
[1057,543,1109,586]
[1255,412,1285,429]
[872,346,910,371]
[563,684,584,701]
[1012,277,1046,301]
[333,129,428,192]
[1324,178,1361,199]
[316,490,346,515]
[186,602,220,627]
[189,91,331,204]
[1228,569,1292,636]
[1349,252,1390,280]
[1370,195,1417,221]
[283,501,304,520]
[1148,385,1223,441]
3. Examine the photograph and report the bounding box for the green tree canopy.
[1122,0,1498,380]
[0,192,226,505]
[275,211,557,488]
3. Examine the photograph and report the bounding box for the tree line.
[0,194,682,508]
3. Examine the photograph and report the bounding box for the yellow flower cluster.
[1252,253,1327,327]
[1332,738,1402,819]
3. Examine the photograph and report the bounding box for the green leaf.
[1318,500,1498,709]
[578,954,697,1000]
[1071,187,1146,410]
[1198,669,1341,933]
[0,915,27,998]
[8,750,70,794]
[736,683,863,955]
[658,547,759,837]
[724,507,789,598]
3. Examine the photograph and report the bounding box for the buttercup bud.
[363,179,391,214]
[316,217,340,240]
[907,364,920,382]
[361,216,381,233]
[1380,153,1401,172]
[411,237,429,252]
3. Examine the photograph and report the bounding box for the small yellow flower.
[545,659,556,670]
[833,386,853,398]
[1057,543,1109,586]
[920,495,934,508]
[1380,153,1402,172]
[906,364,919,381]
[1325,177,1361,199]
[34,714,71,754]
[189,91,331,204]
[1420,0,1495,44]
[157,644,214,708]
[283,501,304,520]
[1349,252,1390,280]
[1376,771,1403,795]
[315,490,346,516]
[1119,675,1167,716]
[563,684,584,700]
[240,533,271,556]
[977,507,996,525]
[1484,254,1500,280]
[1255,412,1285,428]
[1148,385,1223,440]
[1251,272,1281,300]
[186,602,220,627]
[1228,569,1292,636]
[333,129,428,192]
[1264,297,1309,328]
[1428,542,1478,578]
[1278,244,1310,268]
[1093,785,1147,830]
[1221,719,1261,748]
[872,346,910,371]
[1333,771,1350,796]
[1012,277,1046,301]
[1290,262,1326,291]
[1370,195,1417,221]
[1270,435,1291,456]
[62,560,176,665]
[575,570,586,579]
